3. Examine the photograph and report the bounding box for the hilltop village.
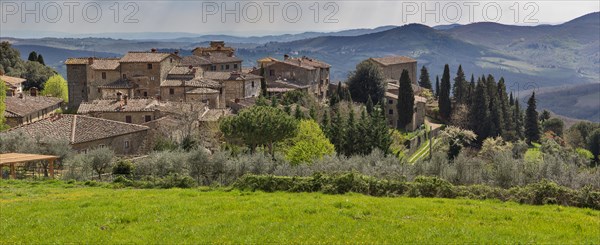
[2,41,428,156]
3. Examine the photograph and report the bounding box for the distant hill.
[13,45,120,76]
[534,83,600,122]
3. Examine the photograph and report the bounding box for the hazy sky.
[1,0,599,36]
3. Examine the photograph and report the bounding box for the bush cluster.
[234,174,600,210]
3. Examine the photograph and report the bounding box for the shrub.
[112,160,134,177]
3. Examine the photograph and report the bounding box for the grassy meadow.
[1,180,599,244]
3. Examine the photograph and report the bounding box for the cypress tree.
[513,100,524,139]
[320,111,330,133]
[435,76,440,98]
[37,54,45,65]
[260,64,267,97]
[356,109,373,155]
[294,104,304,120]
[439,65,452,120]
[467,74,475,104]
[397,69,414,130]
[418,65,432,89]
[371,104,392,155]
[330,108,345,155]
[452,65,467,104]
[509,92,514,106]
[469,80,491,144]
[486,75,503,137]
[525,92,540,144]
[27,51,38,62]
[366,95,374,115]
[344,107,358,156]
[497,78,513,135]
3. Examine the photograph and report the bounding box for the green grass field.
[1,180,599,243]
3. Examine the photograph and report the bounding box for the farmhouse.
[1,74,25,96]
[1,114,149,155]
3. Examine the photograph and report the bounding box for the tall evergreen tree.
[469,80,491,144]
[452,65,467,104]
[418,65,432,89]
[486,75,503,137]
[435,76,440,98]
[329,107,345,155]
[27,51,38,62]
[397,70,414,130]
[343,107,358,156]
[356,109,373,155]
[525,92,540,144]
[509,92,514,106]
[467,74,475,104]
[497,78,513,135]
[366,95,374,115]
[370,104,392,155]
[438,64,452,120]
[36,54,45,65]
[513,100,524,139]
[260,64,267,97]
[294,104,304,120]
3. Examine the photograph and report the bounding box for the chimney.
[116,92,123,101]
[284,54,289,60]
[88,57,94,65]
[151,48,157,53]
[30,87,38,97]
[174,50,179,55]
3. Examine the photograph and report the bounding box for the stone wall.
[72,129,149,155]
[379,62,417,84]
[384,96,425,131]
[66,64,89,109]
[89,70,120,100]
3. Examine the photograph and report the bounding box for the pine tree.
[370,104,392,155]
[418,65,432,89]
[452,65,467,104]
[435,76,440,98]
[439,65,452,120]
[469,79,491,144]
[509,92,514,106]
[525,92,540,144]
[347,60,385,103]
[27,51,38,62]
[397,69,414,130]
[320,111,330,134]
[37,54,45,65]
[466,74,475,104]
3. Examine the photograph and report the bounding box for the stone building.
[252,55,330,99]
[369,56,417,85]
[1,114,149,155]
[3,93,63,127]
[384,82,427,131]
[187,41,242,72]
[77,97,163,124]
[1,74,25,96]
[203,71,261,105]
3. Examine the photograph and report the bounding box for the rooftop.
[370,56,417,66]
[4,95,63,118]
[1,114,149,144]
[203,71,261,81]
[90,58,120,70]
[1,75,26,87]
[78,99,160,114]
[120,51,175,63]
[186,88,220,94]
[98,79,135,89]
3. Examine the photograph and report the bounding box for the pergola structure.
[0,153,59,179]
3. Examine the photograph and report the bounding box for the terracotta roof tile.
[120,52,174,63]
[1,115,149,144]
[4,95,63,117]
[1,75,26,86]
[78,99,160,114]
[186,88,219,94]
[65,58,90,65]
[90,59,120,70]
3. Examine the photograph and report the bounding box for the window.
[211,65,216,71]
[251,81,255,87]
[145,115,152,122]
[143,92,148,97]
[99,144,106,148]
[221,65,224,70]
[169,88,174,95]
[225,64,230,70]
[101,72,106,79]
[123,74,127,79]
[125,141,130,148]
[269,70,274,76]
[147,63,153,69]
[98,88,101,93]
[219,88,223,94]
[234,64,238,69]
[151,76,155,81]
[388,99,393,104]
[388,109,393,115]
[125,115,132,123]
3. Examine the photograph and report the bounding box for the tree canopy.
[284,120,334,165]
[396,69,414,129]
[42,74,69,102]
[347,60,385,104]
[0,80,8,130]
